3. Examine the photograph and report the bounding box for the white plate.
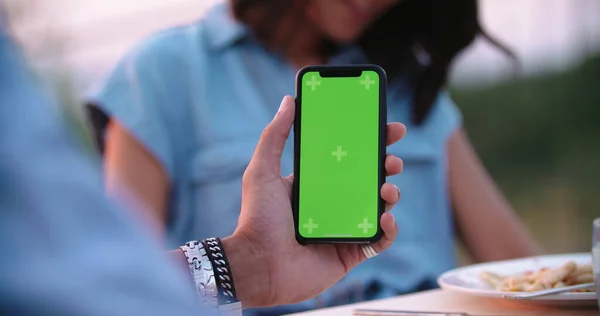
[437,253,596,304]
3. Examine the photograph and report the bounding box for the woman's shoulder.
[122,23,209,70]
[125,2,247,66]
[390,79,463,144]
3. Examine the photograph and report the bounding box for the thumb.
[252,96,295,171]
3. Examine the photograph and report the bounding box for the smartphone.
[293,65,387,244]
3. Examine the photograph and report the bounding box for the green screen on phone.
[298,70,381,239]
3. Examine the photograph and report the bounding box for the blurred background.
[4,0,599,262]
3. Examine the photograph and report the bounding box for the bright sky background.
[7,0,600,88]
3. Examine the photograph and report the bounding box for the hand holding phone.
[293,65,387,244]
[233,94,402,306]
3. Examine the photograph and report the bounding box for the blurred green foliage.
[451,54,600,255]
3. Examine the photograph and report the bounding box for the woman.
[86,0,542,314]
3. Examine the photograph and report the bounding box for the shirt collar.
[203,2,249,51]
[329,44,369,64]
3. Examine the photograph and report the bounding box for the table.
[286,290,599,316]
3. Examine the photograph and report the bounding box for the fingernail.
[277,97,288,114]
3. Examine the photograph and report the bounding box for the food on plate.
[480,260,594,292]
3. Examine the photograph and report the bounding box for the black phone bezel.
[292,64,388,245]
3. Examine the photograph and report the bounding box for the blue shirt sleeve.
[0,28,213,316]
[87,33,189,180]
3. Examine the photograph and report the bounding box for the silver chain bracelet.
[180,241,218,307]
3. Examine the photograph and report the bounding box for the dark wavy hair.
[231,0,516,125]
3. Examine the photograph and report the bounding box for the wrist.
[221,233,270,308]
[169,248,189,271]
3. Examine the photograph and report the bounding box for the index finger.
[386,122,406,147]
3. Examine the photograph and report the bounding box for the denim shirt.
[0,23,207,316]
[88,3,462,314]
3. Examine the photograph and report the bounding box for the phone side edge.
[369,65,388,244]
[294,67,308,245]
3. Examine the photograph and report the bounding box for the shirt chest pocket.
[387,136,452,241]
[187,139,259,237]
